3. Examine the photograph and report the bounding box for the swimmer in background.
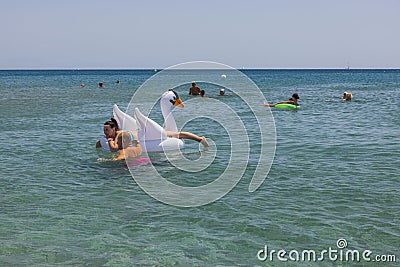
[80,83,85,88]
[342,92,352,101]
[200,90,207,98]
[264,93,300,107]
[189,82,201,95]
[98,82,104,88]
[219,89,226,96]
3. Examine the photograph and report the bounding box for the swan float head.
[161,89,184,109]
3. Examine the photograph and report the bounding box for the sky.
[1,0,399,69]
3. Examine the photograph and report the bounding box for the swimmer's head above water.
[103,118,119,139]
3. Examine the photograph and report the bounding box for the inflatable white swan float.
[99,90,186,152]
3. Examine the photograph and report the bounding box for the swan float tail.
[113,104,138,131]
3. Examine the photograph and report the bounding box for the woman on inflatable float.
[96,89,209,155]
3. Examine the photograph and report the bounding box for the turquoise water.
[0,69,399,266]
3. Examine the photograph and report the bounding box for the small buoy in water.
[221,74,227,79]
[154,69,158,72]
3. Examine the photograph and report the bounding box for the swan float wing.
[134,107,168,141]
[113,104,138,131]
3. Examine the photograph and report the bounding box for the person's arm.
[108,138,119,152]
[276,100,296,105]
[263,101,275,107]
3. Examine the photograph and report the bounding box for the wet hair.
[292,93,299,99]
[104,118,119,130]
[200,90,205,96]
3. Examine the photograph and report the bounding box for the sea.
[0,69,399,266]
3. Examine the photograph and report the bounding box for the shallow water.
[0,69,399,266]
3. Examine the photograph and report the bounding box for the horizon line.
[0,67,399,71]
